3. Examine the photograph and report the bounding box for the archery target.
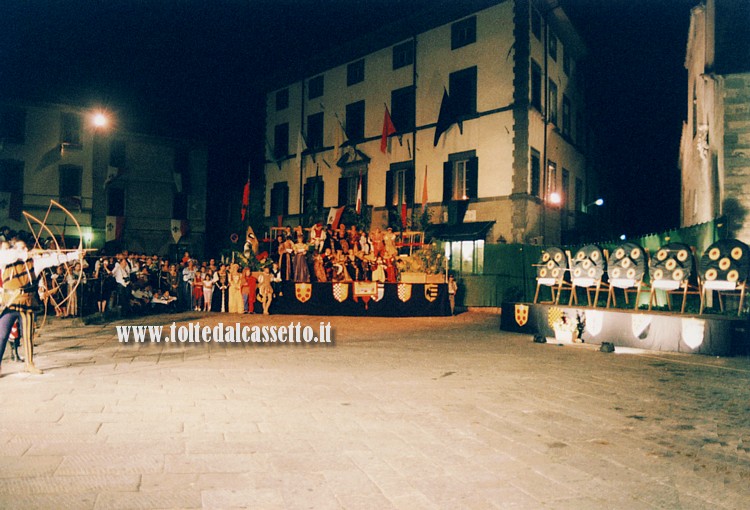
[570,244,605,282]
[649,242,694,282]
[607,242,647,283]
[699,239,750,285]
[537,247,567,282]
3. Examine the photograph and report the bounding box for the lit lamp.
[92,111,109,129]
[548,192,562,206]
[584,198,604,213]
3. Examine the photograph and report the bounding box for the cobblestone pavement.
[1,311,750,509]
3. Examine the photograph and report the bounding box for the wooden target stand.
[699,240,749,316]
[567,246,610,308]
[648,244,702,314]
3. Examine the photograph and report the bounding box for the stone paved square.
[1,311,750,509]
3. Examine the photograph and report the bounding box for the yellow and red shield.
[424,284,439,303]
[295,283,312,303]
[514,304,529,327]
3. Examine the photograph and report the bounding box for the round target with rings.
[537,247,567,282]
[650,242,693,283]
[571,245,605,282]
[699,239,750,285]
[607,242,647,283]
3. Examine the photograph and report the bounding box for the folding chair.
[648,242,701,314]
[606,242,649,309]
[533,247,570,304]
[568,245,609,307]
[699,239,749,316]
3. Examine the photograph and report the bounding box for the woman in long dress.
[278,237,294,281]
[293,235,310,283]
[227,263,244,314]
[202,268,214,311]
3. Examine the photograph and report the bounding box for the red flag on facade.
[355,173,363,215]
[401,203,408,229]
[381,106,397,153]
[240,180,250,221]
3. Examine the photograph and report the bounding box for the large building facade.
[0,100,207,258]
[263,0,592,254]
[680,0,750,241]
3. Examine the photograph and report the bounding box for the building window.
[563,49,571,75]
[392,40,413,69]
[549,32,557,61]
[308,75,324,100]
[345,100,365,141]
[562,95,571,136]
[0,159,24,219]
[347,59,365,86]
[531,8,541,41]
[391,86,415,132]
[338,167,367,207]
[59,164,82,201]
[274,123,289,159]
[172,192,188,220]
[530,149,541,197]
[531,60,542,112]
[386,163,414,207]
[548,79,558,125]
[306,112,324,149]
[546,160,557,200]
[575,177,583,212]
[61,112,82,147]
[0,107,26,144]
[561,168,570,210]
[451,16,476,50]
[109,140,126,168]
[443,151,478,202]
[445,240,484,275]
[107,187,125,216]
[270,182,289,217]
[449,66,477,117]
[276,88,289,111]
[303,176,324,215]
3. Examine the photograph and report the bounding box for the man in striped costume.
[0,241,81,375]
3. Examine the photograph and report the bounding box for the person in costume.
[277,235,294,281]
[293,235,310,283]
[257,266,274,315]
[227,263,243,314]
[0,241,81,375]
[384,227,399,257]
[202,268,214,311]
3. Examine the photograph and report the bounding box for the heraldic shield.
[424,284,439,303]
[333,282,349,303]
[514,304,529,327]
[397,283,412,302]
[295,283,312,303]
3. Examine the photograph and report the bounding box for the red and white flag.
[355,174,363,215]
[170,219,188,244]
[421,165,428,213]
[327,206,345,229]
[380,106,397,153]
[105,216,125,243]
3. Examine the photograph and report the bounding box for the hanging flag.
[400,203,408,229]
[105,215,125,243]
[241,179,250,221]
[170,219,188,244]
[327,206,345,229]
[422,165,428,213]
[333,112,349,163]
[277,215,283,227]
[433,87,463,146]
[355,173,363,215]
[381,106,397,153]
[295,130,307,170]
[0,191,11,220]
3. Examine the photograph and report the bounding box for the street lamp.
[584,198,604,213]
[92,111,109,129]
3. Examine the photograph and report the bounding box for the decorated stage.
[500,302,750,356]
[269,282,450,317]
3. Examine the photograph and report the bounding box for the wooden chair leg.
[699,289,706,315]
[534,284,541,304]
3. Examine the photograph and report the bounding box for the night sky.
[0,0,698,246]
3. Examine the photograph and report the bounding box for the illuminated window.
[444,239,484,275]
